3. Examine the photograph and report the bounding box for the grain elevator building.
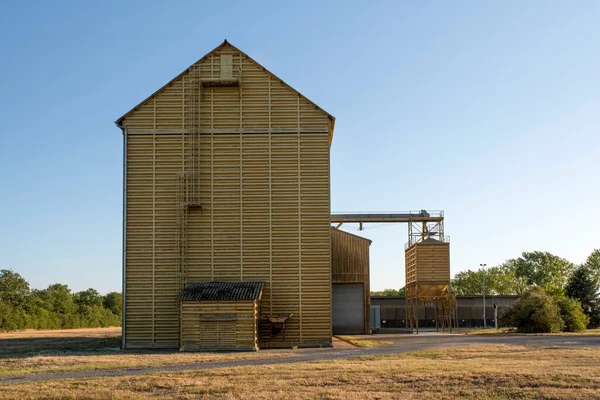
[116,40,334,349]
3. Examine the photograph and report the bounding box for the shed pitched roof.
[115,40,335,142]
[331,227,373,244]
[177,281,264,301]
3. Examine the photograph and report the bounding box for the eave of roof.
[177,281,264,302]
[330,227,373,244]
[115,40,335,142]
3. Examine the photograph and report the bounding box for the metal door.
[332,283,364,334]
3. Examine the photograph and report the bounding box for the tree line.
[371,288,405,297]
[451,250,600,297]
[0,269,122,331]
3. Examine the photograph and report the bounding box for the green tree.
[556,297,588,332]
[566,264,600,328]
[451,264,523,296]
[452,269,487,295]
[514,251,575,296]
[0,270,123,331]
[566,266,599,314]
[500,287,564,333]
[0,269,30,308]
[584,249,600,283]
[102,292,123,316]
[74,288,103,308]
[370,287,405,297]
[36,284,76,315]
[590,300,600,328]
[490,261,527,295]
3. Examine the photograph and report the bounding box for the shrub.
[557,297,589,332]
[589,299,600,328]
[500,287,564,333]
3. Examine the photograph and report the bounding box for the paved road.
[1,334,599,385]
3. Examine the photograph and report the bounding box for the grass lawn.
[0,327,295,377]
[461,327,600,336]
[2,344,600,399]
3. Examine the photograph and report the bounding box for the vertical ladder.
[176,176,188,290]
[177,65,201,290]
[187,64,201,207]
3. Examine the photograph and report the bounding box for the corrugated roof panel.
[177,281,264,301]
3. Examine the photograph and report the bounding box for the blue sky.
[1,1,598,294]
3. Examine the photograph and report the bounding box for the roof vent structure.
[220,54,233,79]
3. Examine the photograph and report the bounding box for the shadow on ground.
[0,336,122,358]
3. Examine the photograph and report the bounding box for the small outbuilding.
[178,281,263,351]
[331,228,372,334]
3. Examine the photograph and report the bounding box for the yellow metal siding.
[405,242,450,284]
[331,229,370,283]
[123,44,331,348]
[125,50,330,133]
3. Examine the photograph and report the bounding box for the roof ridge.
[115,40,335,141]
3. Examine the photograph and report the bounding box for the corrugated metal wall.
[331,228,371,334]
[371,296,518,328]
[122,43,332,348]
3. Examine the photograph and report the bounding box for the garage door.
[332,283,364,334]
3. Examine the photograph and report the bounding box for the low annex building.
[178,281,263,351]
[331,228,371,335]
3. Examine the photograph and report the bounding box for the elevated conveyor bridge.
[331,210,446,248]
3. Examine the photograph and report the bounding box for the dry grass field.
[1,344,599,399]
[2,328,600,399]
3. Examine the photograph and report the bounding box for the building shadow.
[0,335,122,358]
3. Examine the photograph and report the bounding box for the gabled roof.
[177,281,264,301]
[115,40,335,140]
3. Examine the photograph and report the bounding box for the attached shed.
[331,228,372,334]
[178,281,263,351]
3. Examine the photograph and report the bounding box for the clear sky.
[1,1,598,294]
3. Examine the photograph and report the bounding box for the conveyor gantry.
[331,210,443,227]
[331,210,446,247]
